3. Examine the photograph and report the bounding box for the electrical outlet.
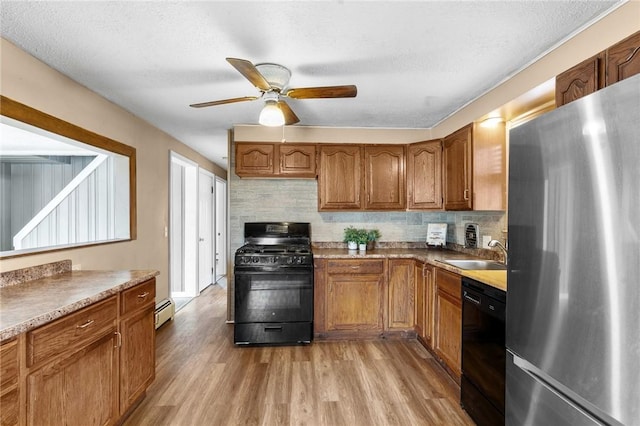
[482,236,492,248]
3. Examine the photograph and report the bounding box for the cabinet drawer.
[436,268,461,300]
[0,338,18,391]
[121,278,156,315]
[27,296,117,367]
[327,259,384,275]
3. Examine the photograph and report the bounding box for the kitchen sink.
[442,259,507,271]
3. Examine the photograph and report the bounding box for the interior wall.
[432,0,639,137]
[0,38,226,301]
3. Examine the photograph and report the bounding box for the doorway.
[169,152,198,299]
[198,170,215,293]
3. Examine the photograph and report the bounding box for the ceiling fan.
[190,58,357,126]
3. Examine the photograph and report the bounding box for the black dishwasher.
[460,277,506,426]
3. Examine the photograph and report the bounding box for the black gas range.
[234,222,313,345]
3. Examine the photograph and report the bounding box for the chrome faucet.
[488,239,508,265]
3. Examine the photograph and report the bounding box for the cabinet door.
[0,339,19,426]
[364,145,406,210]
[606,31,640,85]
[387,259,415,330]
[415,263,435,346]
[473,122,507,211]
[120,305,155,414]
[407,140,442,210]
[278,144,317,177]
[434,268,462,379]
[555,53,605,107]
[326,274,384,331]
[318,145,362,210]
[235,143,275,177]
[443,125,473,210]
[26,332,118,426]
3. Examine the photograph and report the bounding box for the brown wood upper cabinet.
[606,31,640,85]
[318,144,405,211]
[443,123,506,211]
[364,145,406,210]
[318,145,362,210]
[443,125,473,210]
[557,30,640,107]
[235,142,317,178]
[406,140,443,210]
[556,53,605,107]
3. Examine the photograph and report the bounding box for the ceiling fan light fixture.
[259,100,285,127]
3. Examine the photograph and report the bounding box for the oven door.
[234,267,313,323]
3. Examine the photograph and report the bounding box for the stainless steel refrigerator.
[506,73,640,426]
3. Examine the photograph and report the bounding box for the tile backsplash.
[229,146,506,253]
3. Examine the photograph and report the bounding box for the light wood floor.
[123,284,475,426]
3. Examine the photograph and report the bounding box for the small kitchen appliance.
[234,222,313,345]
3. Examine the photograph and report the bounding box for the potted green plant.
[343,226,360,250]
[355,228,369,251]
[366,229,381,250]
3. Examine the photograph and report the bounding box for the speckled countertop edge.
[0,269,159,342]
[312,247,507,292]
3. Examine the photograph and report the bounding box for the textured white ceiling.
[0,1,621,169]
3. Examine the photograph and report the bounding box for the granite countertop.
[0,269,159,342]
[313,247,507,292]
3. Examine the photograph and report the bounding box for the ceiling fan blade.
[189,96,259,108]
[277,100,300,125]
[285,85,357,99]
[226,58,271,91]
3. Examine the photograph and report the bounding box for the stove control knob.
[252,257,259,263]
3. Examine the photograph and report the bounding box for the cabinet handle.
[114,331,122,348]
[76,319,94,329]
[350,266,360,270]
[463,189,470,200]
[137,292,150,299]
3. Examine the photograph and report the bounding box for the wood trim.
[0,96,137,254]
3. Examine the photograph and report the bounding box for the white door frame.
[169,151,198,298]
[198,169,215,293]
[215,176,227,281]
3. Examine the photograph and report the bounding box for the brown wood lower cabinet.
[387,259,415,330]
[414,262,435,347]
[434,268,462,381]
[314,258,418,339]
[119,279,156,415]
[325,259,385,334]
[5,279,157,426]
[0,339,19,426]
[25,296,119,426]
[26,332,119,426]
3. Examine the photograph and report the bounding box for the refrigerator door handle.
[511,353,624,426]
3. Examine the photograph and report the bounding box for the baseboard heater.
[155,298,175,329]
